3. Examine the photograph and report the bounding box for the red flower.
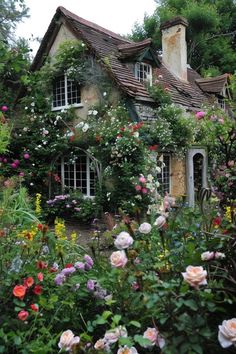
[30,304,39,312]
[37,223,43,231]
[33,285,43,295]
[65,263,73,268]
[148,145,158,151]
[37,272,44,282]
[13,285,27,299]
[36,261,48,269]
[24,277,34,288]
[18,310,29,321]
[212,216,221,226]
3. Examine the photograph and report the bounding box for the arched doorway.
[187,148,207,207]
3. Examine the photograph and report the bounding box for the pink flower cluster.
[135,175,149,194]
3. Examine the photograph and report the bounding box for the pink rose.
[154,215,166,229]
[138,222,152,234]
[104,326,127,345]
[139,176,146,183]
[117,346,138,354]
[23,153,30,159]
[195,111,205,119]
[143,327,157,346]
[114,231,134,249]
[182,265,207,288]
[58,330,80,351]
[201,251,215,261]
[94,338,107,350]
[218,318,236,348]
[135,185,142,191]
[142,188,148,194]
[1,105,8,112]
[215,252,226,260]
[110,250,128,268]
[143,327,165,349]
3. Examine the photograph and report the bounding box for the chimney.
[160,17,188,82]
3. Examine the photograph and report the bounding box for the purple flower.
[74,262,85,270]
[87,279,96,291]
[84,255,94,267]
[54,273,66,286]
[1,105,8,112]
[61,267,76,276]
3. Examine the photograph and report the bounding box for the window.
[57,154,96,197]
[217,97,225,111]
[135,62,152,85]
[157,154,171,194]
[52,74,81,110]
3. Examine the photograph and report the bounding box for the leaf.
[184,299,198,311]
[119,337,134,347]
[13,336,22,346]
[191,344,203,354]
[102,311,113,320]
[134,335,152,347]
[112,314,122,325]
[13,299,25,307]
[129,320,141,328]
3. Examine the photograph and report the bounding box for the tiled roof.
[31,6,214,109]
[155,65,209,110]
[195,74,230,95]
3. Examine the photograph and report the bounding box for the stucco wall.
[48,24,120,121]
[170,156,186,197]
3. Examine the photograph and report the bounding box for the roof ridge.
[196,73,229,82]
[58,6,131,43]
[118,38,152,50]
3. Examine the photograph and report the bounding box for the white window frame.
[135,62,152,86]
[59,155,96,198]
[157,154,171,194]
[52,73,83,111]
[217,97,225,111]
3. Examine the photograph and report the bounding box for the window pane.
[53,76,66,107]
[67,79,81,105]
[157,155,170,194]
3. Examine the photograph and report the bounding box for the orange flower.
[24,277,34,288]
[18,310,29,321]
[13,285,27,299]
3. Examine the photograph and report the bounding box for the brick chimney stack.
[160,17,189,82]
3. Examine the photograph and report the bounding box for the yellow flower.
[54,218,67,240]
[35,193,42,215]
[70,231,77,243]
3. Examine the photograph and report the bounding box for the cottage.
[31,6,231,206]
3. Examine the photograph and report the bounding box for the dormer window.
[52,74,81,110]
[135,62,152,86]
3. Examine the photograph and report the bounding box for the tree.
[130,0,236,75]
[0,0,29,43]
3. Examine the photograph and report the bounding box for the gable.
[49,24,78,58]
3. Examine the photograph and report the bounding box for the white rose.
[110,250,128,268]
[114,231,134,249]
[138,222,152,234]
[182,265,207,288]
[82,123,89,132]
[154,216,166,229]
[58,330,76,351]
[117,346,138,354]
[201,251,215,261]
[218,318,236,348]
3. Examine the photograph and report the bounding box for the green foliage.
[0,119,11,154]
[130,0,236,74]
[0,0,29,42]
